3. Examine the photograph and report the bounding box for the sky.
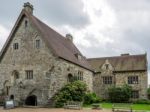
[0,0,150,84]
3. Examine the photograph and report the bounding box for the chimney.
[23,2,34,14]
[121,53,130,56]
[66,34,73,42]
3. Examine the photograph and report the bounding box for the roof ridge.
[87,54,146,60]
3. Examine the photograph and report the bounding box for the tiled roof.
[88,54,147,72]
[0,10,92,71]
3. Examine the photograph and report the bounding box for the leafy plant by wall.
[53,81,87,107]
[147,88,150,99]
[84,92,101,104]
[108,84,132,103]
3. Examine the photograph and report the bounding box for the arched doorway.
[10,95,14,100]
[25,95,37,106]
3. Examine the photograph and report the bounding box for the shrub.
[84,92,101,104]
[53,81,87,107]
[108,84,132,103]
[132,99,150,104]
[147,88,150,99]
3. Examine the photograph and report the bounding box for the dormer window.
[75,53,82,60]
[13,43,19,50]
[35,39,40,49]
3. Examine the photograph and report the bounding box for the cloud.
[53,0,150,84]
[0,25,9,50]
[55,0,118,50]
[0,0,150,84]
[34,0,90,28]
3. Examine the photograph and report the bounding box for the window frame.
[77,71,83,81]
[13,43,19,50]
[35,39,41,49]
[25,20,28,28]
[131,90,139,99]
[102,76,113,84]
[128,76,138,84]
[26,70,33,79]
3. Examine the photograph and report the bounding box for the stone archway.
[25,95,37,106]
[10,94,14,100]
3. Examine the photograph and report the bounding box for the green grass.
[84,103,150,111]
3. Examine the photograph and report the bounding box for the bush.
[147,88,150,99]
[132,99,150,104]
[84,92,101,104]
[53,81,87,107]
[108,84,132,103]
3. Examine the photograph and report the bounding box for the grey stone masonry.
[0,14,93,105]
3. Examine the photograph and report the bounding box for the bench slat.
[112,103,132,112]
[64,101,82,110]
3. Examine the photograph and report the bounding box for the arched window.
[25,20,28,28]
[3,80,10,95]
[11,70,19,84]
[12,70,19,80]
[68,74,74,82]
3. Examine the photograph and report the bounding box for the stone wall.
[115,71,147,99]
[93,59,147,100]
[0,15,93,105]
[93,71,147,100]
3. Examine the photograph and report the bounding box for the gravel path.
[0,107,112,112]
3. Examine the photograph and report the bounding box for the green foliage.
[108,84,132,103]
[147,88,150,99]
[132,99,150,104]
[53,81,87,107]
[84,92,101,104]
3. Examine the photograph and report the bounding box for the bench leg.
[112,108,114,112]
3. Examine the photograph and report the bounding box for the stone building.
[88,53,148,100]
[0,2,148,106]
[0,3,93,106]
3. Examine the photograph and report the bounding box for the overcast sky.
[0,0,150,84]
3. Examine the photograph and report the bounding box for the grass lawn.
[84,103,150,110]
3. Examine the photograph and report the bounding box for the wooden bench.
[64,101,82,110]
[112,103,132,112]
